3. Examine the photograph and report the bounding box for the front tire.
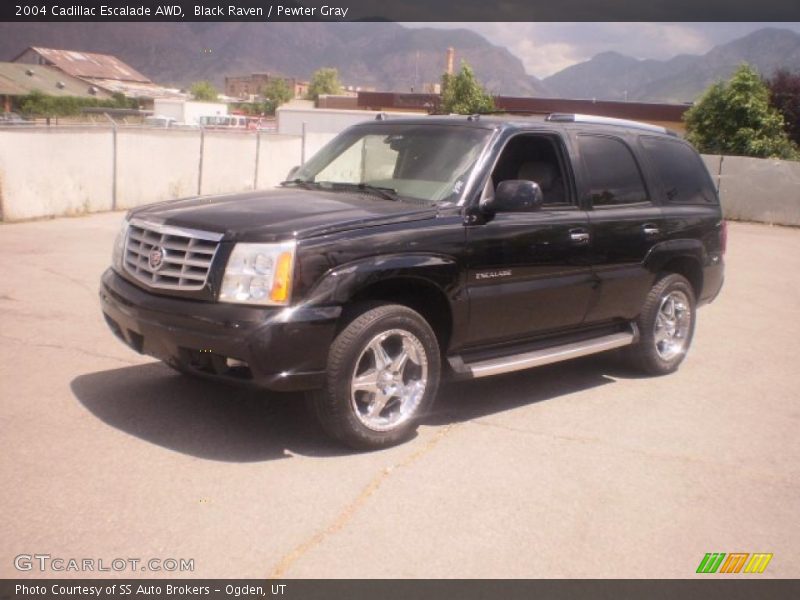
[626,273,696,375]
[309,303,441,450]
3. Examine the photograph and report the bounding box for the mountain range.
[1,23,799,103]
[0,21,549,96]
[543,27,800,103]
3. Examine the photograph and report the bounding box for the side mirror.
[286,165,300,180]
[481,180,544,215]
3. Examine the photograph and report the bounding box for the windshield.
[291,123,493,205]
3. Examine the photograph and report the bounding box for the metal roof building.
[13,47,152,83]
[12,47,185,105]
[0,62,112,112]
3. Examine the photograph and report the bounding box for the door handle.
[569,229,590,243]
[643,224,660,236]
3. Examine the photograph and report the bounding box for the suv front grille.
[123,219,223,291]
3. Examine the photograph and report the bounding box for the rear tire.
[625,273,696,375]
[309,303,441,450]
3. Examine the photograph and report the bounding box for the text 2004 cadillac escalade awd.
[100,114,725,449]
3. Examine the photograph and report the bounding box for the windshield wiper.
[280,178,318,189]
[283,179,400,202]
[356,183,399,201]
[325,182,399,201]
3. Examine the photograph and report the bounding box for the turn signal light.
[270,251,293,303]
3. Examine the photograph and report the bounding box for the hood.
[128,188,438,241]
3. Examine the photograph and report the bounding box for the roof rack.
[545,113,678,136]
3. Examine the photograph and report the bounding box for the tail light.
[720,220,728,255]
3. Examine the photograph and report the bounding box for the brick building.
[225,73,308,101]
[357,92,692,133]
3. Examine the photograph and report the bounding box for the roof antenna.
[375,112,387,121]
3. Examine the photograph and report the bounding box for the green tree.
[306,68,342,101]
[439,62,494,115]
[766,68,800,147]
[189,80,219,102]
[684,64,798,159]
[262,78,293,114]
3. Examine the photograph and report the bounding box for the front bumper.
[99,268,341,391]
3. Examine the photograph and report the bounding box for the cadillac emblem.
[148,247,166,271]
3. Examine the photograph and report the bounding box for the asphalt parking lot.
[1,214,798,579]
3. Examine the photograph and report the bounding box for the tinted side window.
[640,136,717,204]
[578,135,648,206]
[491,135,571,206]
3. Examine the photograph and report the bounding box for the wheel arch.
[306,254,461,353]
[644,240,705,300]
[346,277,454,353]
[659,256,703,300]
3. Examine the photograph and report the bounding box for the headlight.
[219,241,296,306]
[112,218,130,271]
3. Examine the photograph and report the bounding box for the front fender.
[304,253,461,305]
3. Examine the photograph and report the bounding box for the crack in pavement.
[42,267,98,296]
[0,334,141,366]
[267,423,457,578]
[468,417,604,443]
[466,417,796,486]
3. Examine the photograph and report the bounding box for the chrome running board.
[456,325,638,379]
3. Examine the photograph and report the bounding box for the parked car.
[100,114,725,449]
[143,115,178,128]
[0,112,33,126]
[199,114,249,129]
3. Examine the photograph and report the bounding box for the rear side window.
[640,136,717,204]
[578,135,648,206]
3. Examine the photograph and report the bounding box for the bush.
[19,90,138,117]
[684,64,798,160]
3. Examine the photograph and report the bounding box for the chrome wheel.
[653,290,692,360]
[350,328,428,432]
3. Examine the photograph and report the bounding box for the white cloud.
[585,23,712,59]
[511,40,583,78]
[403,22,800,79]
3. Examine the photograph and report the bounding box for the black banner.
[3,580,800,600]
[3,0,800,22]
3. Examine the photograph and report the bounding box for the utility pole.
[413,51,419,92]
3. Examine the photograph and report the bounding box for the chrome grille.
[123,219,223,291]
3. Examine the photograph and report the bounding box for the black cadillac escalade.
[100,114,725,449]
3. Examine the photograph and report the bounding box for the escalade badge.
[148,247,167,271]
[475,269,512,280]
